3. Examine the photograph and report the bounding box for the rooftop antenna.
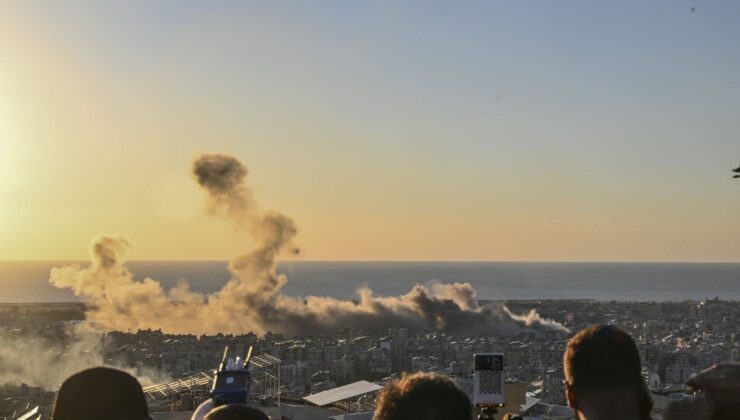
[242,345,254,369]
[218,346,229,372]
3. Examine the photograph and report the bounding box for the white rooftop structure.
[303,381,382,407]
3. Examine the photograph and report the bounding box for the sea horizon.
[1,260,738,304]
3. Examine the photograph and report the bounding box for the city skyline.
[2,1,740,261]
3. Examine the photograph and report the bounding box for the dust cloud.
[0,324,168,390]
[49,153,568,337]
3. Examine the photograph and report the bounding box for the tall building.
[388,327,408,371]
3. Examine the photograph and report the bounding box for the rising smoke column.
[50,152,567,336]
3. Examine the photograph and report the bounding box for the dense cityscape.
[0,298,736,419]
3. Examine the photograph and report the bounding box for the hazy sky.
[1,1,740,261]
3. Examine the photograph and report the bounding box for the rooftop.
[303,381,383,407]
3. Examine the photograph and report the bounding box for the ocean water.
[0,261,738,303]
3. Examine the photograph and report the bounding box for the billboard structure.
[473,352,504,406]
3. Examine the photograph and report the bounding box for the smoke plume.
[50,152,567,336]
[0,325,102,389]
[0,325,168,390]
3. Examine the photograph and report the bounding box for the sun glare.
[0,93,19,191]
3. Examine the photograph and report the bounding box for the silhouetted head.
[52,367,150,420]
[373,372,472,420]
[204,404,270,420]
[563,325,652,420]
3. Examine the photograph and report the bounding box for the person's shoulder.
[191,399,214,420]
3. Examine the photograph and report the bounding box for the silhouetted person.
[563,325,652,420]
[204,404,270,420]
[52,366,151,420]
[373,372,472,420]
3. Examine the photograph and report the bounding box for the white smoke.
[0,325,102,389]
[0,324,169,390]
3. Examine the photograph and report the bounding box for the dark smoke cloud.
[192,153,248,195]
[191,153,256,224]
[50,153,567,337]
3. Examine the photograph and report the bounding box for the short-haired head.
[373,372,472,420]
[204,404,270,420]
[563,325,652,419]
[52,366,150,420]
[564,324,643,395]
